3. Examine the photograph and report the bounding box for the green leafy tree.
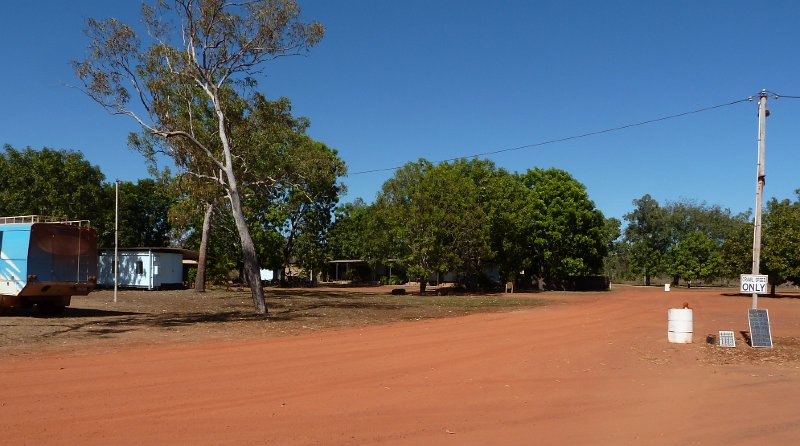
[762,194,800,294]
[116,175,175,247]
[661,199,743,285]
[665,231,722,286]
[664,200,742,245]
[162,93,343,289]
[624,194,669,285]
[75,0,325,315]
[265,137,346,284]
[720,219,753,284]
[602,217,625,281]
[521,168,607,290]
[0,145,111,241]
[457,159,531,283]
[371,159,492,293]
[327,198,370,261]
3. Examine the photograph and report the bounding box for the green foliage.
[327,198,370,260]
[604,217,622,250]
[521,168,608,288]
[602,217,626,280]
[621,195,750,285]
[664,199,743,245]
[458,159,531,281]
[369,159,492,291]
[0,145,111,241]
[720,220,753,280]
[230,96,347,275]
[75,0,327,314]
[762,193,800,290]
[116,175,175,247]
[623,194,668,285]
[271,137,346,275]
[186,267,197,286]
[665,231,722,283]
[358,160,607,291]
[604,240,631,282]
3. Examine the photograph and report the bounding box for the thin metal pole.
[76,224,81,281]
[751,91,768,309]
[114,179,119,303]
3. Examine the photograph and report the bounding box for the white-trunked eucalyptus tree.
[74,0,324,315]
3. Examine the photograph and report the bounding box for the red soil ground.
[1,285,799,445]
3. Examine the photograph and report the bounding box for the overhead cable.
[350,95,756,176]
[765,91,800,99]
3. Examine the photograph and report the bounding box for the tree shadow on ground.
[100,311,260,328]
[39,322,137,339]
[28,311,261,341]
[4,299,413,340]
[0,307,142,319]
[267,290,384,300]
[34,300,409,333]
[61,308,143,318]
[266,299,410,322]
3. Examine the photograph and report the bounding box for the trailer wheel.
[37,303,66,316]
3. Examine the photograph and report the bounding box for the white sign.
[740,274,768,294]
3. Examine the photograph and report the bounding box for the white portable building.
[99,248,190,290]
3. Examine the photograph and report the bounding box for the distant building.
[98,248,198,290]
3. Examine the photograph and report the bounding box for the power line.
[350,95,756,176]
[765,90,800,99]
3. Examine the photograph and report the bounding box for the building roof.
[99,247,200,261]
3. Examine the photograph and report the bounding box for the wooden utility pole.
[751,90,768,309]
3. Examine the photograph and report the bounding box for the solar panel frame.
[748,309,773,348]
[718,330,736,348]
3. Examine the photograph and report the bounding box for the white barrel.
[667,308,693,343]
[664,284,670,292]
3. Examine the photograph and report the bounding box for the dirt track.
[1,286,799,445]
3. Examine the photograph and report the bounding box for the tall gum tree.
[74,0,324,315]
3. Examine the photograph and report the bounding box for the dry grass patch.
[0,288,546,356]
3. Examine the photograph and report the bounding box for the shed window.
[136,260,144,275]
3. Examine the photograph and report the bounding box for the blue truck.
[0,216,97,314]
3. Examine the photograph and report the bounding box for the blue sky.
[1,1,799,222]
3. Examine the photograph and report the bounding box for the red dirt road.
[2,286,799,445]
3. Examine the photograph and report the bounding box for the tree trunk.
[771,283,776,296]
[227,184,266,315]
[645,273,651,286]
[419,279,426,294]
[537,265,546,291]
[194,202,213,293]
[212,91,266,316]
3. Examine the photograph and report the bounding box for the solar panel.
[718,331,736,348]
[748,309,773,348]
